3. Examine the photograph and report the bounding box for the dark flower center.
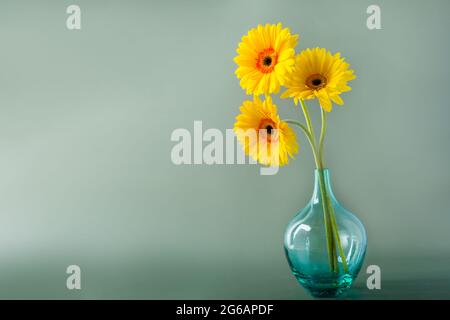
[259,119,278,142]
[263,56,273,66]
[306,74,327,90]
[256,48,278,73]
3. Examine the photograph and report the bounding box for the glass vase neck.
[312,168,337,204]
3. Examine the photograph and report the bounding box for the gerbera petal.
[317,89,332,112]
[281,47,356,112]
[234,96,298,167]
[330,94,344,105]
[234,24,299,95]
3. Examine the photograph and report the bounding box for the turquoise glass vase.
[284,169,367,298]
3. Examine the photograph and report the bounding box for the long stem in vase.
[318,107,349,273]
[285,100,349,274]
[285,100,336,273]
[319,107,326,168]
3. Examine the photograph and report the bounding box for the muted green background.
[0,0,449,299]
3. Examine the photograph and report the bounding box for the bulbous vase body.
[284,169,367,298]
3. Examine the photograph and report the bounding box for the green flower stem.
[285,99,349,274]
[318,108,326,168]
[317,169,337,272]
[299,99,317,148]
[285,115,337,273]
[298,101,338,273]
[284,119,320,169]
[317,109,336,270]
[328,198,349,273]
[317,106,349,273]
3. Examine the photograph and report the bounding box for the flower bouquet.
[233,23,367,298]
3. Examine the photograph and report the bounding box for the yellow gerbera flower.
[234,23,299,96]
[234,96,298,167]
[281,48,356,112]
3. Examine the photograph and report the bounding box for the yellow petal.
[317,90,332,112]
